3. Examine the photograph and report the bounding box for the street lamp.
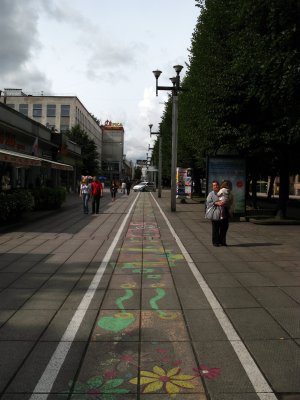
[149,124,162,198]
[152,65,184,211]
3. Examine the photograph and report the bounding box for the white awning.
[0,149,41,166]
[0,148,73,171]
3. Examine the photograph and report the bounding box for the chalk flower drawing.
[130,366,195,394]
[193,365,221,380]
[70,376,129,399]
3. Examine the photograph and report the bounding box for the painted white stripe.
[30,194,139,399]
[151,194,278,400]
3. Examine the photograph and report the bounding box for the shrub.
[0,190,34,222]
[31,186,67,210]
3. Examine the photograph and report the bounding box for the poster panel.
[207,156,246,215]
[176,167,193,199]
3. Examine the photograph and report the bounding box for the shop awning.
[0,149,73,171]
[49,160,73,171]
[0,149,41,166]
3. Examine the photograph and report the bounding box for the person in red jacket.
[91,176,103,214]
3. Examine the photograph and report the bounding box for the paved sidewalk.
[0,190,299,399]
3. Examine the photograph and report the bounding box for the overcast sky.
[0,0,200,163]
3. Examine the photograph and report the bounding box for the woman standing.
[206,180,232,246]
[80,176,91,214]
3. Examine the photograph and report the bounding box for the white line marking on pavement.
[30,194,139,400]
[152,194,278,400]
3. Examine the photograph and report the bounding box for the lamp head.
[170,77,177,86]
[149,124,153,131]
[152,69,162,79]
[173,64,183,75]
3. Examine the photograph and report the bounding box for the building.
[0,89,102,167]
[0,102,81,191]
[100,120,125,182]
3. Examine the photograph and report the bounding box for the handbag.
[205,205,221,220]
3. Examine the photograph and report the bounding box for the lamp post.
[149,124,162,198]
[152,65,183,211]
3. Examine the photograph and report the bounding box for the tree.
[66,124,100,176]
[176,0,300,216]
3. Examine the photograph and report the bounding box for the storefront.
[0,103,78,192]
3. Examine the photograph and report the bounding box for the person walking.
[110,180,118,202]
[206,180,232,246]
[91,176,103,214]
[121,181,126,194]
[79,176,91,214]
[126,179,131,195]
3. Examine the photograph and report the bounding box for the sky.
[0,0,200,163]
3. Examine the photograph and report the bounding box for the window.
[19,104,28,116]
[60,124,69,133]
[47,104,56,117]
[61,104,70,117]
[33,104,42,117]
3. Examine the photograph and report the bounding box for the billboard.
[207,156,246,215]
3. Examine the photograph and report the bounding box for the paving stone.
[108,274,141,289]
[248,287,300,308]
[225,308,288,339]
[0,273,21,288]
[185,309,228,341]
[5,342,85,394]
[139,341,205,396]
[141,310,189,341]
[0,309,56,340]
[202,273,241,288]
[92,310,140,341]
[193,341,256,396]
[177,287,211,309]
[0,288,36,309]
[261,271,300,286]
[101,289,141,310]
[233,272,275,287]
[171,271,202,289]
[194,261,228,274]
[21,288,70,309]
[282,287,300,304]
[142,287,181,310]
[40,309,98,341]
[267,308,300,337]
[212,287,260,308]
[61,289,105,310]
[0,341,34,391]
[10,273,52,289]
[245,339,300,392]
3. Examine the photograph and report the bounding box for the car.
[133,181,156,192]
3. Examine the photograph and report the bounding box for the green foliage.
[31,187,67,210]
[159,0,300,211]
[0,190,34,222]
[66,124,100,175]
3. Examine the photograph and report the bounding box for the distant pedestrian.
[126,179,131,195]
[91,176,103,214]
[121,181,126,194]
[110,180,118,201]
[80,176,91,214]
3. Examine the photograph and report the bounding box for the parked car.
[133,181,156,192]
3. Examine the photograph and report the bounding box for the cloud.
[123,87,166,163]
[0,0,52,90]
